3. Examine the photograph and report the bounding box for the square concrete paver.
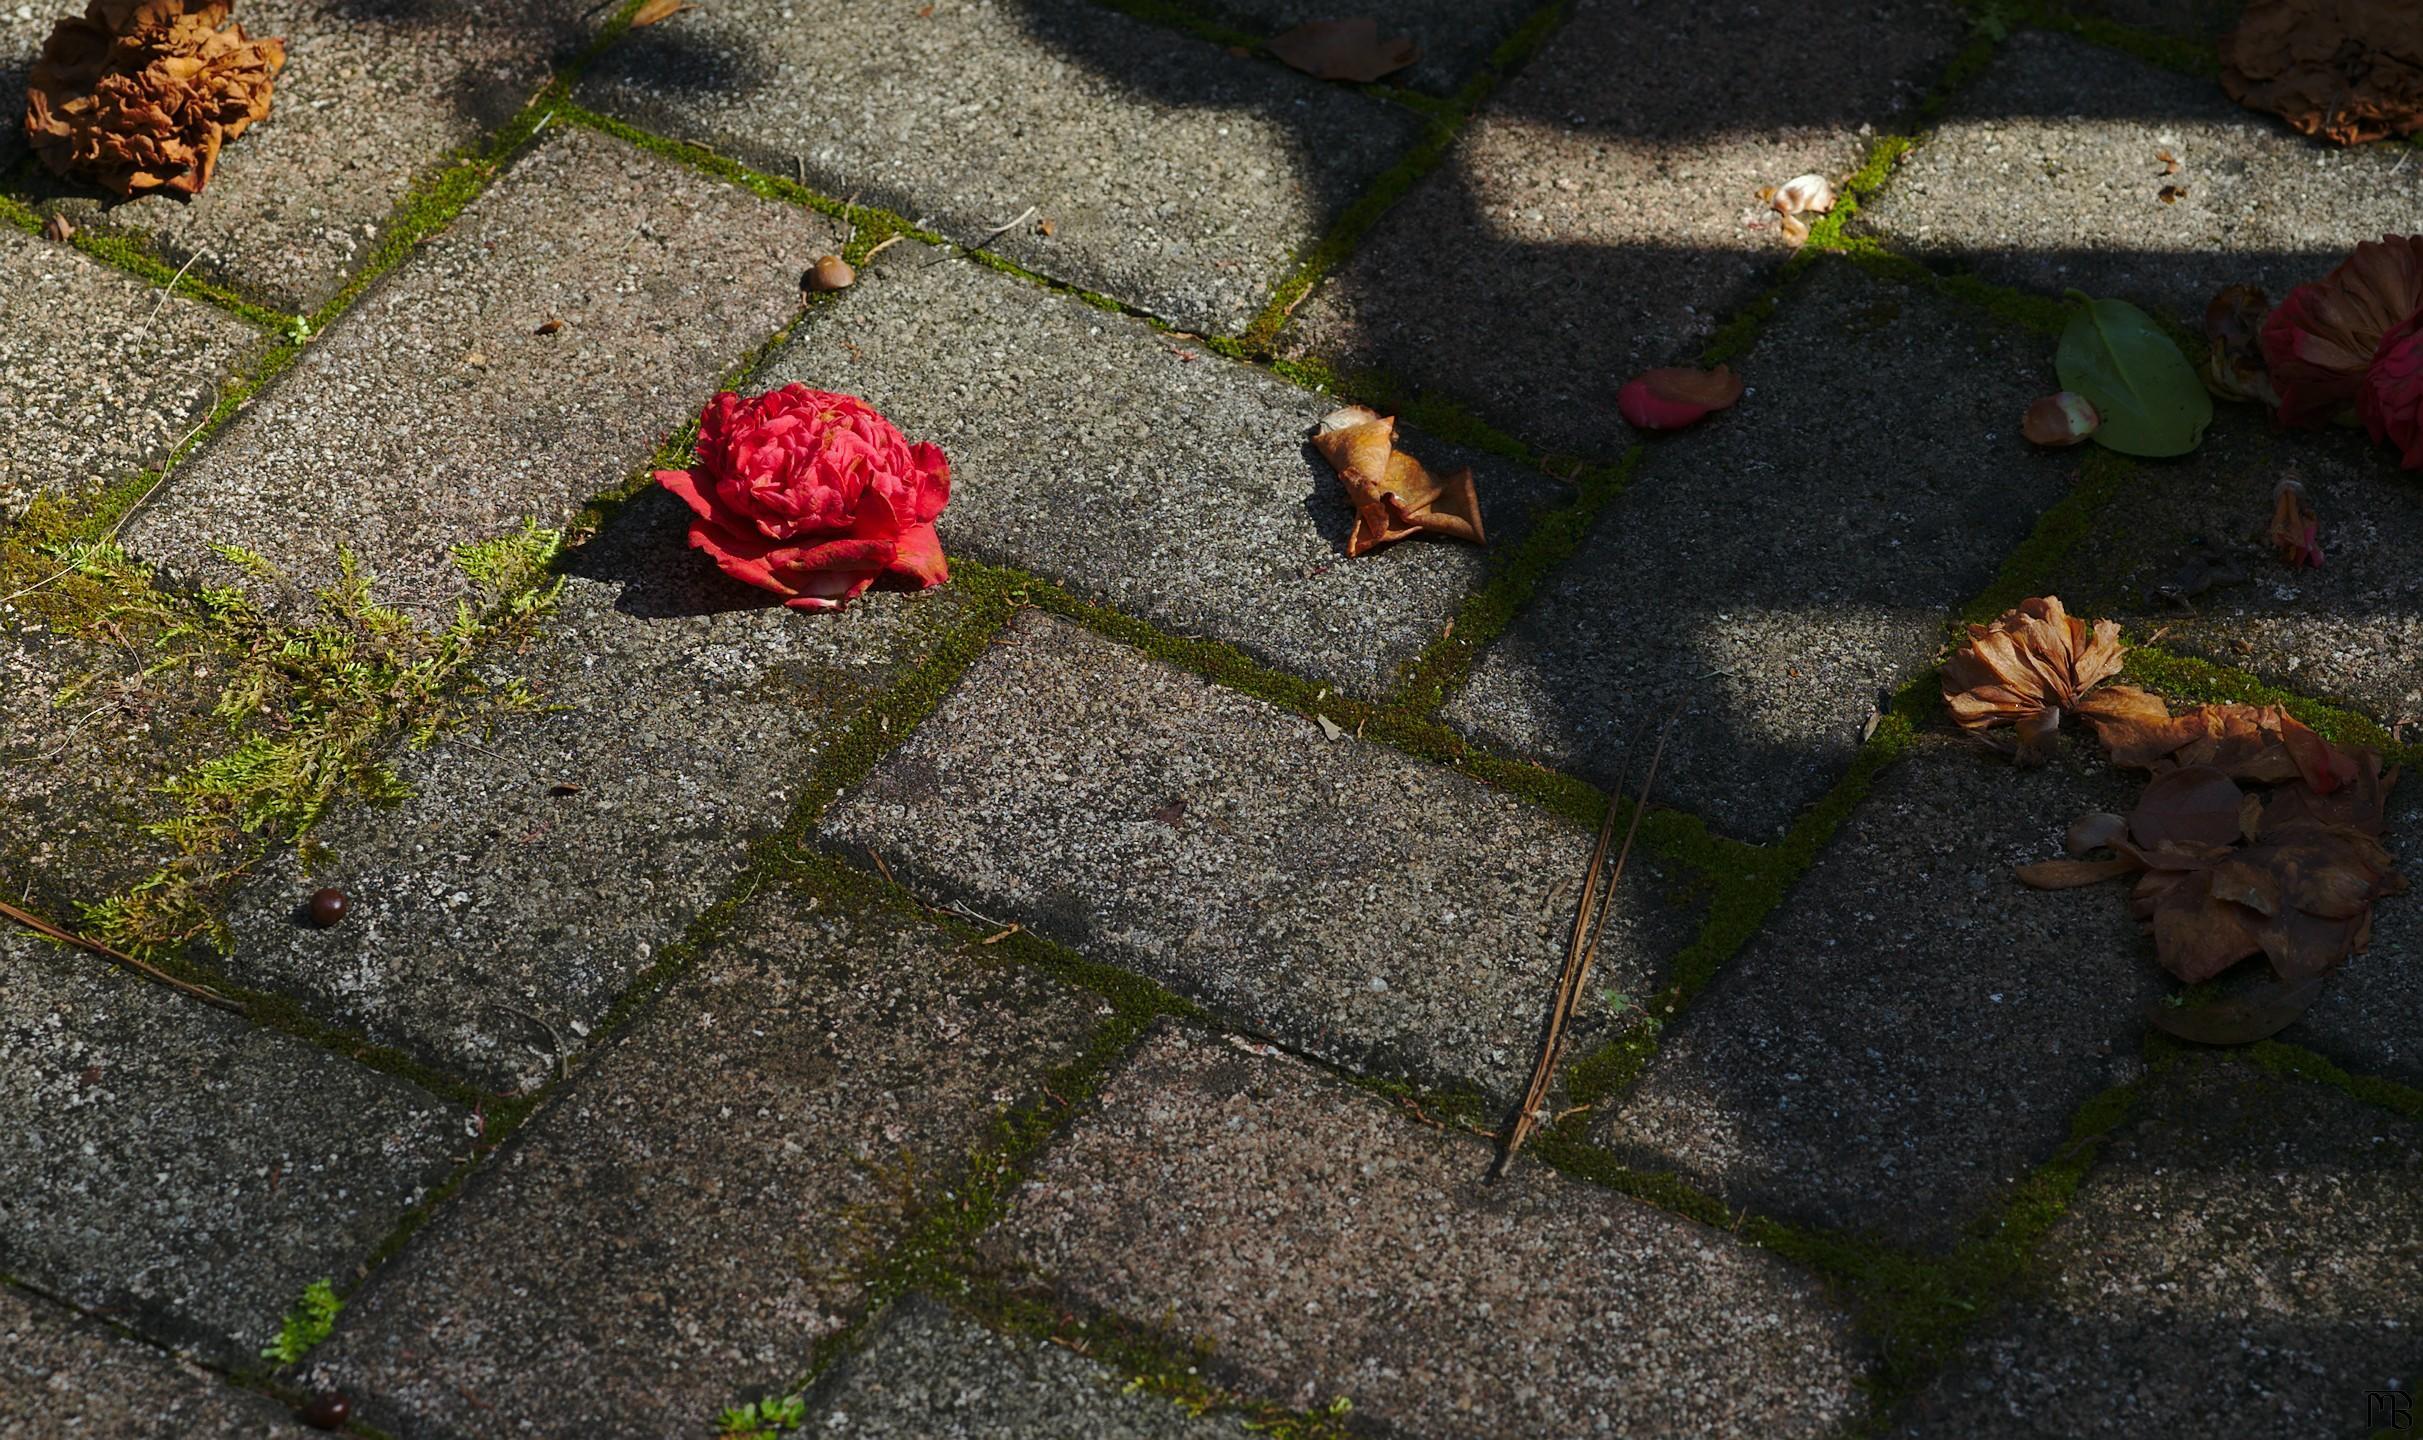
[1445,259,2074,840]
[576,0,1425,335]
[207,485,967,1094]
[2045,414,2423,726]
[765,246,1552,698]
[823,610,1699,1102]
[1,1283,311,1440]
[1895,1058,2423,1438]
[0,227,261,521]
[9,0,594,313]
[1596,738,2161,1250]
[309,893,1103,1440]
[1286,0,1965,458]
[1863,30,2423,322]
[992,1024,1870,1437]
[808,1295,1248,1439]
[1189,0,1536,95]
[0,933,463,1368]
[122,124,830,627]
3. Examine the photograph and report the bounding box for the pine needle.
[1498,713,1674,1171]
[0,896,246,1014]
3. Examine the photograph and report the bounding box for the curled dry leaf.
[41,212,74,243]
[629,0,693,25]
[2145,976,2326,1046]
[1941,596,2124,764]
[2267,477,2322,568]
[2066,811,2128,856]
[1617,365,1743,431]
[1267,17,1418,83]
[25,0,286,198]
[1759,172,1834,247]
[2022,392,2100,447]
[2220,0,2423,145]
[1310,406,1485,558]
[2200,283,2277,405]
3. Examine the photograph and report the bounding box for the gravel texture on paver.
[822,610,1698,1102]
[122,124,828,627]
[207,485,967,1094]
[309,894,1102,1440]
[0,932,463,1368]
[1445,259,2073,840]
[992,1023,1870,1438]
[1183,0,1536,94]
[576,0,1425,336]
[1286,0,1965,459]
[1862,30,2423,323]
[1597,738,2161,1250]
[0,1283,312,1439]
[2046,414,2423,726]
[0,579,222,919]
[764,245,1552,699]
[8,0,593,313]
[2280,793,2423,1090]
[0,227,260,521]
[1894,1057,2423,1438]
[807,1295,1249,1439]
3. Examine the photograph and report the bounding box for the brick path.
[4,2,2421,1437]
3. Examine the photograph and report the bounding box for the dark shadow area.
[558,483,790,621]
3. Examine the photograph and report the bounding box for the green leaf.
[2056,292,2212,456]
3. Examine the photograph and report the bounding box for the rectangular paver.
[576,0,1425,335]
[1863,30,2423,322]
[1285,0,1965,458]
[123,124,831,627]
[765,245,1550,698]
[992,1023,1871,1437]
[1894,1059,2422,1438]
[309,892,1103,1440]
[822,610,1698,1102]
[0,227,261,521]
[2046,415,2423,726]
[204,485,967,1094]
[808,1295,1247,1439]
[0,932,463,1368]
[1595,738,2161,1250]
[1,1283,310,1440]
[1444,259,2072,840]
[10,0,595,313]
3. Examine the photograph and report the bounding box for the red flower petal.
[1618,365,1745,431]
[884,522,949,591]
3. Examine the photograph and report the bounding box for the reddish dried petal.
[1618,366,1744,431]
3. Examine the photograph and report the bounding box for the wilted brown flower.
[2220,0,2423,145]
[24,0,286,198]
[1941,596,2125,764]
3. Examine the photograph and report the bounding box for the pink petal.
[1618,365,1745,431]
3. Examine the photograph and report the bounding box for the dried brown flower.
[2220,0,2423,146]
[24,0,286,199]
[1941,596,2125,764]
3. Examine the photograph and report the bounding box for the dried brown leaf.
[2201,283,2277,404]
[2145,976,2325,1045]
[1267,17,1419,83]
[1941,596,2124,757]
[630,0,692,25]
[2129,765,2246,850]
[2016,856,2140,888]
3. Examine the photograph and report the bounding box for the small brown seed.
[297,1390,351,1430]
[534,317,564,335]
[308,888,349,928]
[804,254,855,293]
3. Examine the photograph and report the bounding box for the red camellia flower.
[655,386,950,610]
[2260,234,2423,427]
[2359,311,2423,470]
